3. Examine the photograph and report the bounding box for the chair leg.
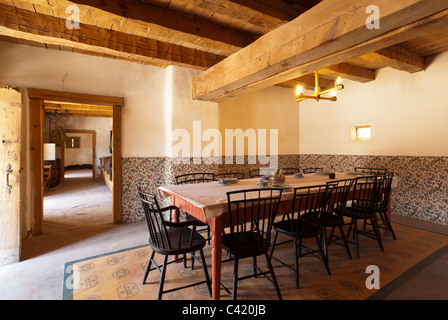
[316,236,331,276]
[199,248,212,298]
[142,250,155,284]
[352,219,360,258]
[253,256,258,277]
[371,216,384,252]
[269,230,279,259]
[157,255,169,300]
[328,226,336,242]
[321,227,328,259]
[264,252,282,300]
[338,225,352,260]
[380,211,397,240]
[232,258,239,300]
[294,238,300,289]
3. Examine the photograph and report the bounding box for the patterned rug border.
[62,244,148,300]
[62,222,448,301]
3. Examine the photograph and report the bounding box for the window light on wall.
[350,124,371,141]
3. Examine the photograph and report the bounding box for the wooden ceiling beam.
[190,0,306,32]
[363,45,426,73]
[0,3,225,70]
[192,0,448,102]
[321,63,376,83]
[10,0,257,55]
[277,74,334,91]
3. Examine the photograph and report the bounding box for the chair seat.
[184,213,208,226]
[342,206,375,219]
[273,219,320,239]
[149,227,206,255]
[222,232,269,259]
[319,212,345,226]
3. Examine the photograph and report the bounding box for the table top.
[158,172,398,221]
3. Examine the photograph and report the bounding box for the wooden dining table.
[157,172,398,300]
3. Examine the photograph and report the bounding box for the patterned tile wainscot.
[121,155,447,226]
[299,154,448,225]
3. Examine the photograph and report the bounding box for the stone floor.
[0,170,447,300]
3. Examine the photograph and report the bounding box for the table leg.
[172,203,180,261]
[209,216,223,300]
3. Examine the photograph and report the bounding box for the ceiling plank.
[19,0,257,55]
[0,3,225,70]
[192,0,448,102]
[189,0,302,31]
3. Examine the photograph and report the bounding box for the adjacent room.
[0,0,447,304]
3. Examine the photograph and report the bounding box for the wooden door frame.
[64,129,97,180]
[28,89,124,235]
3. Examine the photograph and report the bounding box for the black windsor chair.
[354,167,387,175]
[247,168,276,178]
[175,174,214,237]
[302,167,323,174]
[175,172,215,185]
[137,188,211,300]
[321,178,356,260]
[214,172,245,180]
[363,172,397,240]
[269,184,335,289]
[174,173,214,268]
[279,168,301,175]
[342,176,385,258]
[221,188,284,300]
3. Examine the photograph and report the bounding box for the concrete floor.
[0,170,447,300]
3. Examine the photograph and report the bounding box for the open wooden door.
[0,87,22,266]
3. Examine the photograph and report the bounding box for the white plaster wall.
[65,132,92,166]
[218,86,300,156]
[64,116,113,176]
[0,41,167,158]
[299,51,448,156]
[168,66,220,158]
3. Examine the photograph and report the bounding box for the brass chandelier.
[295,71,344,102]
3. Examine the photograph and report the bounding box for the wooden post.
[112,105,122,223]
[29,98,44,235]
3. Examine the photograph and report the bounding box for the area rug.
[62,222,448,300]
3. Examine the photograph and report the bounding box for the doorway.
[28,89,123,235]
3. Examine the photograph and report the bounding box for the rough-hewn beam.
[190,0,304,32]
[229,0,311,21]
[364,45,425,73]
[0,3,225,69]
[277,74,335,91]
[192,0,448,102]
[321,63,376,83]
[16,0,256,55]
